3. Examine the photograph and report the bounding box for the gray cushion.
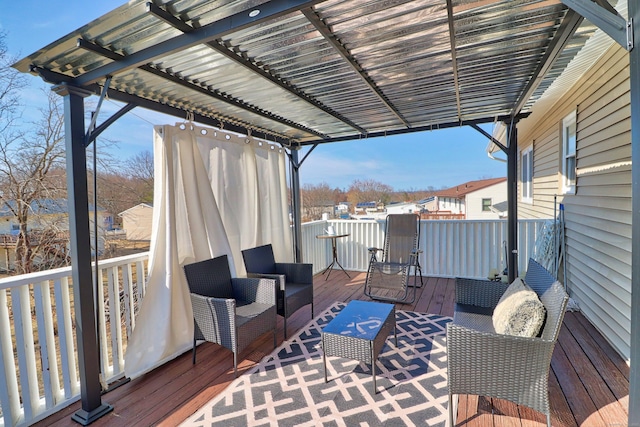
[492,277,546,337]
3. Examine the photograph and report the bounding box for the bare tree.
[0,32,24,135]
[301,182,336,221]
[346,179,394,212]
[0,88,67,274]
[123,150,154,203]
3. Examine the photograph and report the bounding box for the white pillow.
[492,277,546,337]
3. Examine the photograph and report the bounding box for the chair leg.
[284,316,287,340]
[233,351,238,378]
[546,413,551,427]
[192,335,197,365]
[448,393,455,427]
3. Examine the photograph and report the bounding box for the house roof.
[490,200,508,213]
[434,177,507,199]
[12,0,597,147]
[0,199,104,217]
[118,202,154,217]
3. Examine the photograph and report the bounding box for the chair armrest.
[190,293,235,314]
[455,277,509,307]
[274,263,313,285]
[231,277,277,305]
[446,323,555,395]
[246,272,285,291]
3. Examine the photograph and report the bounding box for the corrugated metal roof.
[12,0,598,146]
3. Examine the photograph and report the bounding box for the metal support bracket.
[629,18,635,51]
[84,76,112,147]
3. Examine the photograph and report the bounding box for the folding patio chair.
[363,213,423,303]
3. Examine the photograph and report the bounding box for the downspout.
[628,1,640,424]
[506,119,519,283]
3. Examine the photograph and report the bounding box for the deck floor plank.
[33,271,629,427]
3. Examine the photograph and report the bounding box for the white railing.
[0,253,149,427]
[0,218,547,426]
[303,219,548,278]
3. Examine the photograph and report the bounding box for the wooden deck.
[37,271,629,426]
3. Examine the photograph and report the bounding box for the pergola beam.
[300,113,530,146]
[512,8,583,115]
[562,0,631,50]
[31,65,297,145]
[145,3,363,136]
[302,7,411,129]
[71,0,328,87]
[445,0,463,122]
[76,38,327,139]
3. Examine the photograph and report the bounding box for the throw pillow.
[492,277,546,337]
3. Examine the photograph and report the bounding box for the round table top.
[316,233,349,239]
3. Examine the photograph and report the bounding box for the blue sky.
[1,0,508,191]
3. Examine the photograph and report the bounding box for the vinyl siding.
[517,44,632,360]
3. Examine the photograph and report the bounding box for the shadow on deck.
[36,271,629,426]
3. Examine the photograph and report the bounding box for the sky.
[1,0,508,191]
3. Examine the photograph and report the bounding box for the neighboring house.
[354,201,380,214]
[492,23,633,361]
[431,178,508,220]
[385,201,420,215]
[0,199,110,271]
[334,201,350,218]
[119,203,154,241]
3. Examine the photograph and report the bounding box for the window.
[522,146,533,203]
[482,198,492,212]
[562,111,577,194]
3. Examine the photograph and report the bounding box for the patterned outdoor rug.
[180,302,452,427]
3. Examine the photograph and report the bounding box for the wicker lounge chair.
[183,254,277,376]
[363,213,423,303]
[241,244,314,339]
[447,258,569,427]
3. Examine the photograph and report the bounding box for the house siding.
[465,182,507,220]
[121,204,154,241]
[518,44,632,359]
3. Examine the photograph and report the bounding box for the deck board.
[34,272,629,427]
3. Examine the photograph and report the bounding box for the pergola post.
[290,147,303,263]
[628,1,640,424]
[506,119,519,283]
[53,83,113,425]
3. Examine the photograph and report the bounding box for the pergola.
[11,0,640,425]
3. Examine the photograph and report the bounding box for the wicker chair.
[241,244,314,339]
[363,213,423,303]
[446,258,569,427]
[183,254,277,376]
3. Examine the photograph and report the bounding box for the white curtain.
[124,123,292,379]
[196,129,293,272]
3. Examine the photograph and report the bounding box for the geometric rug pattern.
[180,302,452,427]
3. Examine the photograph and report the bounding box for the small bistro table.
[316,233,350,280]
[321,300,397,393]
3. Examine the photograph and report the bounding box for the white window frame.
[562,110,577,194]
[521,146,533,203]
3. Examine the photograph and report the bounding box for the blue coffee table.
[321,300,397,393]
